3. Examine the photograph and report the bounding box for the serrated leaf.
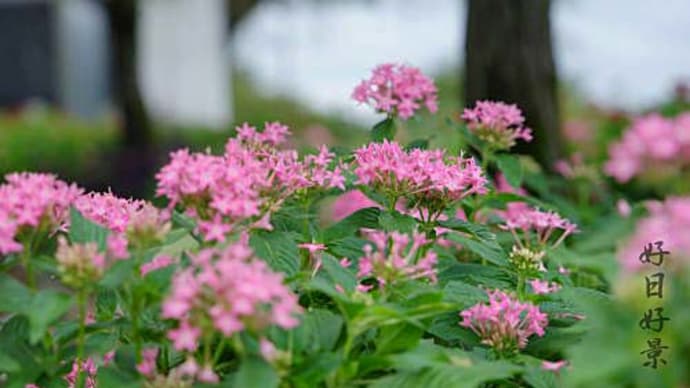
[447,232,508,266]
[371,117,396,142]
[292,309,344,354]
[441,281,488,306]
[27,290,73,343]
[495,153,523,188]
[0,273,33,313]
[69,207,109,251]
[250,231,300,276]
[437,219,496,242]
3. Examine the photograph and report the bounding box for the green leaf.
[437,219,496,242]
[69,207,109,250]
[447,232,508,266]
[99,259,137,288]
[371,117,396,142]
[370,361,522,388]
[441,281,488,307]
[250,231,300,276]
[405,138,429,150]
[0,349,20,372]
[320,253,357,293]
[494,153,523,188]
[291,352,342,385]
[323,207,380,242]
[292,309,344,353]
[234,356,279,388]
[375,323,424,355]
[27,290,73,343]
[0,273,32,313]
[379,211,418,233]
[439,263,513,289]
[171,210,197,232]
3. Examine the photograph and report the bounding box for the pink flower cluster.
[529,279,561,295]
[75,191,170,256]
[353,229,437,290]
[618,197,690,272]
[604,113,690,183]
[459,289,548,353]
[352,63,438,120]
[162,239,302,353]
[55,235,106,288]
[461,101,533,150]
[156,122,344,242]
[140,254,174,277]
[0,172,82,255]
[64,358,98,388]
[353,140,487,214]
[499,206,577,250]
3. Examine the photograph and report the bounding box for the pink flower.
[604,113,690,183]
[197,365,219,383]
[352,63,438,120]
[542,360,568,372]
[259,338,278,362]
[155,123,344,242]
[168,321,201,352]
[136,348,159,378]
[0,172,82,255]
[461,101,532,150]
[353,140,487,218]
[529,279,561,295]
[162,241,302,351]
[298,243,326,254]
[55,236,106,287]
[140,254,174,277]
[355,230,437,290]
[618,196,690,272]
[459,290,548,353]
[617,199,632,218]
[331,190,381,221]
[64,357,98,388]
[499,206,577,250]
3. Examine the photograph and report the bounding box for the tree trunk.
[105,0,151,148]
[104,0,155,197]
[464,0,562,169]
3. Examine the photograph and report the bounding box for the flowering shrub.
[2,62,689,388]
[604,113,690,191]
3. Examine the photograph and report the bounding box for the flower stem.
[517,273,526,300]
[76,289,87,388]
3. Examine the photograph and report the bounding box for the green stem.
[213,337,228,365]
[22,249,35,291]
[517,273,526,300]
[130,288,142,362]
[76,289,87,388]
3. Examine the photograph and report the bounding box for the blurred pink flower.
[331,190,381,221]
[462,101,532,150]
[352,63,438,120]
[542,360,568,372]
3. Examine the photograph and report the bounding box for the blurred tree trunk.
[228,0,260,32]
[105,0,151,148]
[104,0,154,196]
[464,0,562,169]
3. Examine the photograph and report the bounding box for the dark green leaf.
[27,290,73,343]
[371,117,396,142]
[323,207,380,242]
[0,273,32,313]
[405,138,429,150]
[250,231,300,276]
[69,207,109,251]
[447,232,508,266]
[495,153,523,188]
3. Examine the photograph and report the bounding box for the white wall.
[138,0,232,129]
